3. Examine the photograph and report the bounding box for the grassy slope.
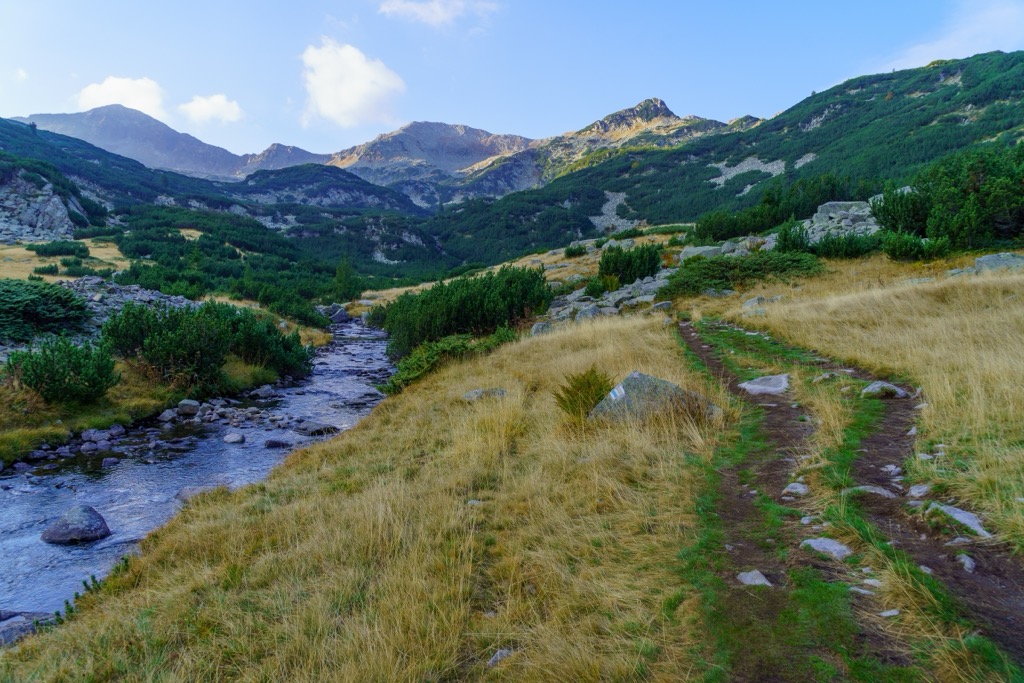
[0,317,731,681]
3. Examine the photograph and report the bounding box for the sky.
[2,0,1024,155]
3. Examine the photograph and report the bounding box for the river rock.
[739,374,789,395]
[861,381,908,399]
[223,433,246,444]
[100,457,120,468]
[264,439,292,449]
[0,612,54,646]
[293,422,339,437]
[177,399,201,417]
[40,505,111,545]
[158,409,177,422]
[250,386,277,399]
[589,371,720,423]
[800,537,853,561]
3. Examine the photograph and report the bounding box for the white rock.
[737,570,772,587]
[879,609,900,618]
[738,374,789,395]
[927,503,993,538]
[908,484,931,499]
[800,537,853,561]
[957,554,976,573]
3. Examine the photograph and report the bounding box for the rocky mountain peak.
[585,98,680,134]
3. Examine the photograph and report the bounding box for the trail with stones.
[680,320,1024,675]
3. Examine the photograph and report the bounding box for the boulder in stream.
[40,505,111,545]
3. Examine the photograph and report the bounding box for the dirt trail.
[679,324,907,679]
[681,320,1024,665]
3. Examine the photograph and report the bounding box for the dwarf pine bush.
[4,337,119,404]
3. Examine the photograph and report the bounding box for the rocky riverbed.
[0,319,391,634]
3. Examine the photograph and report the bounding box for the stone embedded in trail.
[739,374,789,396]
[908,484,931,498]
[737,570,772,587]
[463,388,507,402]
[782,482,810,497]
[927,503,993,538]
[800,537,853,561]
[40,505,111,545]
[177,399,201,417]
[842,485,898,499]
[589,371,721,423]
[861,381,909,399]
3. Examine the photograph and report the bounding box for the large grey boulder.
[738,374,789,395]
[530,322,552,336]
[677,246,721,262]
[589,371,720,423]
[40,505,111,545]
[575,304,600,322]
[974,252,1024,273]
[177,399,201,417]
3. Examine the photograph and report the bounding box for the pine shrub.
[553,366,614,424]
[598,244,662,284]
[0,279,88,343]
[4,337,119,404]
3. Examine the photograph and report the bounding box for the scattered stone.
[177,399,201,417]
[589,371,721,423]
[738,374,789,396]
[800,537,853,561]
[908,484,931,499]
[649,301,672,311]
[742,296,767,309]
[100,457,120,468]
[957,554,976,573]
[812,372,838,384]
[487,648,514,668]
[849,587,875,596]
[737,570,772,587]
[843,485,898,499]
[463,388,507,402]
[879,609,900,618]
[223,433,246,444]
[467,499,483,507]
[157,409,177,422]
[919,566,933,575]
[927,503,993,538]
[917,453,934,461]
[40,505,111,544]
[863,579,883,588]
[861,381,909,399]
[974,252,1024,273]
[800,516,815,525]
[782,482,809,497]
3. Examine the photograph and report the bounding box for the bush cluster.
[598,244,662,285]
[0,279,88,343]
[658,252,824,299]
[25,241,90,258]
[381,327,516,395]
[880,232,951,261]
[368,267,550,358]
[563,245,587,258]
[4,336,119,404]
[103,302,312,397]
[776,221,881,259]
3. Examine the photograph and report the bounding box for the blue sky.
[3,1,1024,155]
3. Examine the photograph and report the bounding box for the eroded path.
[680,319,1024,678]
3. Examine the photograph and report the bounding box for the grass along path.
[683,319,1023,680]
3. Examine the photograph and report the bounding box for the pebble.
[486,648,514,668]
[879,609,900,618]
[782,482,809,497]
[849,587,875,596]
[737,570,772,587]
[957,555,976,573]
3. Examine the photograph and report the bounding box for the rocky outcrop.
[0,174,79,244]
[798,200,881,244]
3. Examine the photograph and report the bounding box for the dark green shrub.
[871,187,930,236]
[657,252,824,299]
[610,227,644,240]
[553,366,614,424]
[0,279,88,342]
[32,264,59,276]
[26,241,90,258]
[59,257,82,269]
[210,303,313,378]
[598,244,661,284]
[4,336,119,404]
[775,219,811,253]
[370,267,549,358]
[564,245,587,258]
[881,232,950,261]
[813,232,882,259]
[381,327,516,394]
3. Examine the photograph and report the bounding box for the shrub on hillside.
[657,252,824,299]
[870,186,930,236]
[381,327,516,395]
[813,232,882,259]
[25,241,90,258]
[564,245,587,258]
[881,232,951,262]
[32,264,59,276]
[368,267,550,358]
[553,366,614,425]
[774,219,811,254]
[598,244,662,284]
[0,279,88,343]
[205,303,313,378]
[4,336,119,404]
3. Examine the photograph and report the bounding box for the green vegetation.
[880,231,951,261]
[381,327,516,394]
[4,337,119,404]
[658,252,824,298]
[0,279,88,343]
[32,264,59,276]
[25,240,90,258]
[368,266,551,358]
[563,245,587,258]
[776,220,882,259]
[552,366,614,424]
[103,302,312,397]
[597,243,662,284]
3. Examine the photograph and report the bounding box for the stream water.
[0,320,391,615]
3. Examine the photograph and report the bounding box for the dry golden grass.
[0,239,128,282]
[679,253,1024,547]
[0,317,731,681]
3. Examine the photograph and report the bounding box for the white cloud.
[15,68,28,82]
[301,39,405,128]
[179,94,243,124]
[885,0,1024,70]
[77,76,167,119]
[377,0,496,26]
